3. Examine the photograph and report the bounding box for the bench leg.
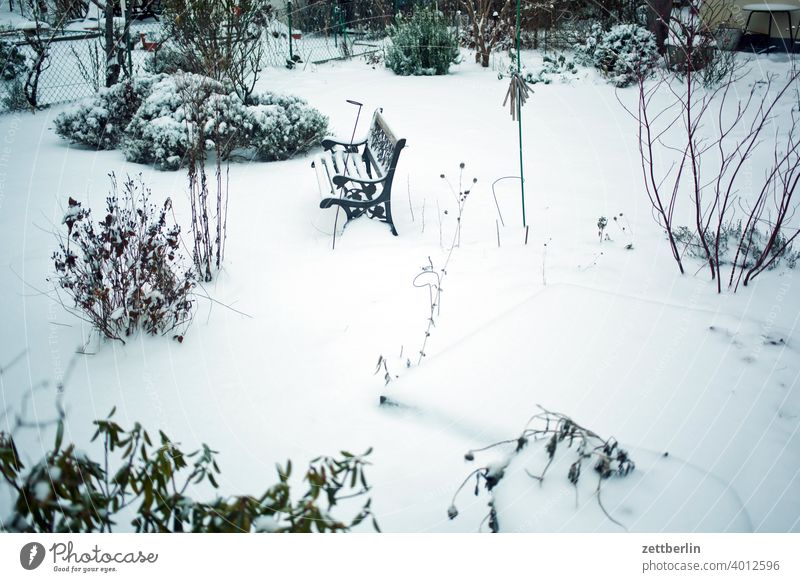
[384,199,398,236]
[321,197,398,236]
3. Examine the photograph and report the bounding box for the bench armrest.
[332,174,385,188]
[322,136,367,151]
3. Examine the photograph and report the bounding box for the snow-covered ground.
[1,49,799,533]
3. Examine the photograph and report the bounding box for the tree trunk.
[105,1,120,87]
[648,0,672,54]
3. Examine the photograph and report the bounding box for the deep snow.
[1,48,799,532]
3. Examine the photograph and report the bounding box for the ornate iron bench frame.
[313,109,406,236]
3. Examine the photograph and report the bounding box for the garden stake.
[332,99,363,251]
[515,0,527,228]
[342,99,363,176]
[288,1,294,62]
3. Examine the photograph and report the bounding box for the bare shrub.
[622,3,800,291]
[51,175,195,343]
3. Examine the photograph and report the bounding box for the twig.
[407,176,415,223]
[0,350,27,376]
[542,240,549,286]
[596,476,627,531]
[451,407,635,532]
[578,252,603,271]
[436,198,443,249]
[193,285,254,319]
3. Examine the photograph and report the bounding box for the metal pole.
[342,99,363,176]
[332,99,364,251]
[516,0,527,228]
[288,1,294,62]
[124,0,132,78]
[333,4,339,47]
[341,7,348,55]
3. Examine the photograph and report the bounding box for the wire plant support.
[515,0,527,229]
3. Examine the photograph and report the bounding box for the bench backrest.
[366,110,405,181]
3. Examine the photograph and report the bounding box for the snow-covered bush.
[248,92,328,161]
[53,75,163,150]
[122,75,196,170]
[0,39,28,81]
[202,91,255,160]
[2,79,28,112]
[386,6,460,76]
[574,23,604,65]
[577,24,658,88]
[123,73,252,170]
[0,40,30,111]
[51,175,195,343]
[143,41,199,75]
[673,223,799,270]
[54,72,322,168]
[509,53,579,85]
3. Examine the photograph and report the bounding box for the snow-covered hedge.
[53,75,164,150]
[577,24,658,88]
[53,73,328,169]
[205,91,256,159]
[123,73,252,170]
[143,41,199,75]
[386,6,460,76]
[247,92,329,161]
[122,75,194,169]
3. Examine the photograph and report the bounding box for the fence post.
[515,0,527,228]
[287,1,294,62]
[340,7,347,56]
[124,0,132,79]
[333,4,340,46]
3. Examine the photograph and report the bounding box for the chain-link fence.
[266,0,398,67]
[0,29,102,111]
[0,17,165,113]
[0,1,440,114]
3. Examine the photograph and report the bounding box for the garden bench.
[313,109,406,236]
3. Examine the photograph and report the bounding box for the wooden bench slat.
[364,148,384,179]
[313,154,335,198]
[333,150,347,176]
[338,150,359,179]
[322,150,339,187]
[349,154,370,180]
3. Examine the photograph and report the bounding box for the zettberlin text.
[642,543,701,554]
